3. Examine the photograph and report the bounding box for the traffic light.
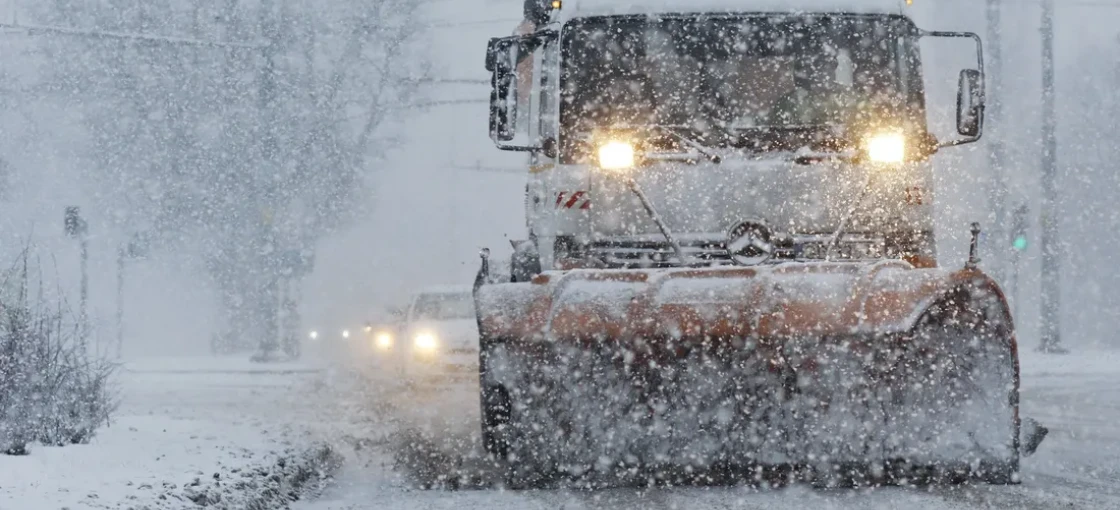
[1011,204,1029,252]
[64,206,87,238]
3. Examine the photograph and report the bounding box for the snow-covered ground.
[293,347,1120,510]
[0,355,339,509]
[3,344,1114,509]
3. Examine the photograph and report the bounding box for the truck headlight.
[309,330,319,341]
[341,329,351,339]
[865,132,906,164]
[413,332,438,351]
[374,332,393,350]
[597,141,635,171]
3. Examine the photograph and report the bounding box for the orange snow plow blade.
[474,260,1021,488]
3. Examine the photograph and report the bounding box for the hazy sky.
[1,0,1117,355]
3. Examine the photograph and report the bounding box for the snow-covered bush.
[0,252,117,455]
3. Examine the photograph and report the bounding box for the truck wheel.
[478,341,561,489]
[481,382,511,458]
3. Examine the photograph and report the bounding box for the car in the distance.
[399,285,479,387]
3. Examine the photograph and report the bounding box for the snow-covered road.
[296,348,1120,510]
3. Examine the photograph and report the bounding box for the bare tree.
[24,0,428,353]
[0,247,117,455]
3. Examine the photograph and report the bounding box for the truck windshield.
[560,15,920,155]
[412,293,475,321]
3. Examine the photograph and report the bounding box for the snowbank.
[0,354,341,509]
[0,416,336,509]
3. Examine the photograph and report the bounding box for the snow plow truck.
[474,0,1032,488]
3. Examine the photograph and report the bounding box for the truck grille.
[589,233,889,269]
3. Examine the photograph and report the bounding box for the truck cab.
[486,0,985,275]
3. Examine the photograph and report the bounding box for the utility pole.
[116,234,149,358]
[986,0,1009,285]
[116,247,124,357]
[242,13,282,352]
[64,206,89,344]
[1038,0,1066,354]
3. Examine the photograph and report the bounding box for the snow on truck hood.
[563,0,908,19]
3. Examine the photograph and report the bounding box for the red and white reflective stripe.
[555,191,591,209]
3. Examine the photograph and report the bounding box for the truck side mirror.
[485,31,557,153]
[956,69,984,137]
[487,38,517,142]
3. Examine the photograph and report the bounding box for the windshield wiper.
[791,147,858,165]
[652,125,722,164]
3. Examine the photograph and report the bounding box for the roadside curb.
[155,442,343,509]
[242,442,343,510]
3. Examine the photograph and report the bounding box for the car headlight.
[364,325,373,334]
[865,132,906,164]
[341,329,351,339]
[413,332,438,351]
[374,332,393,350]
[597,141,635,171]
[308,330,319,341]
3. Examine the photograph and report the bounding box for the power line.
[410,98,487,108]
[0,22,265,49]
[944,0,1120,8]
[1043,0,1120,7]
[450,163,522,174]
[419,78,489,85]
[424,18,521,29]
